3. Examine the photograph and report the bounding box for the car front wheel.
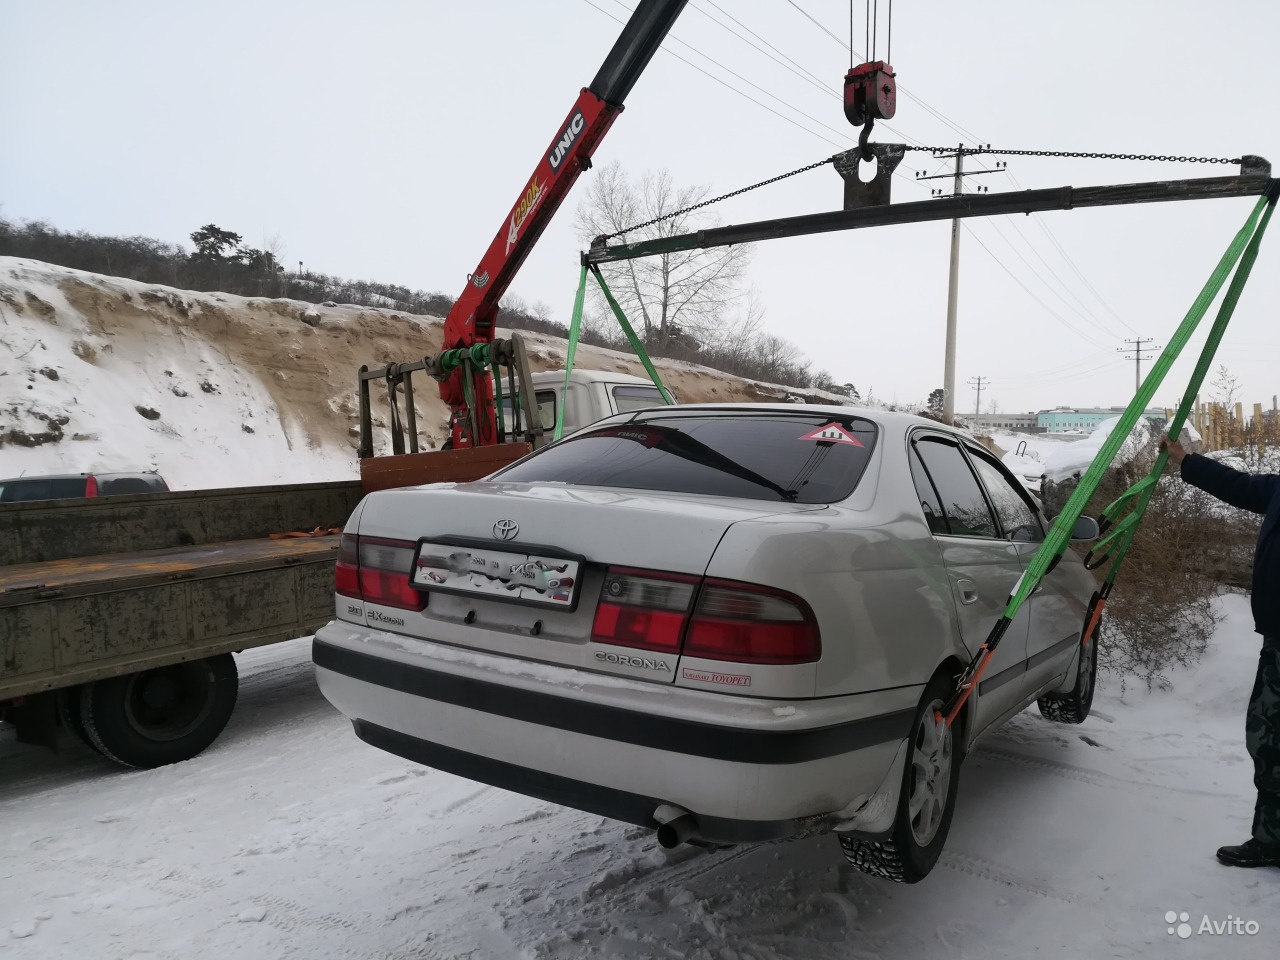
[838,673,962,883]
[1037,622,1098,724]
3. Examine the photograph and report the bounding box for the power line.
[986,357,1128,389]
[695,1,838,99]
[778,0,1146,344]
[587,0,850,148]
[684,0,929,149]
[972,217,1117,340]
[782,0,987,144]
[961,224,1102,345]
[591,0,923,191]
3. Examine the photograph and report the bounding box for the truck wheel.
[838,673,962,883]
[80,654,239,768]
[58,688,103,756]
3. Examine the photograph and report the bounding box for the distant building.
[1036,406,1166,432]
[964,412,1040,433]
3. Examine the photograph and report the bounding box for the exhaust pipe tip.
[655,813,699,849]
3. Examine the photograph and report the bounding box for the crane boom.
[435,0,687,447]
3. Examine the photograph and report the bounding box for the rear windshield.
[0,477,89,502]
[501,390,557,436]
[99,476,165,495]
[492,413,877,503]
[611,384,667,413]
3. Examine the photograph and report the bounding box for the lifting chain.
[596,145,1247,246]
[906,145,1241,164]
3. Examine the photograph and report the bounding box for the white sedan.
[315,404,1099,883]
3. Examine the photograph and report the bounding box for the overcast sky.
[3,0,1277,415]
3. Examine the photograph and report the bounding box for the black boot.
[1216,839,1280,868]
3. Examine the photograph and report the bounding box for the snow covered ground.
[3,594,1275,959]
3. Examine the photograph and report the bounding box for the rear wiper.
[598,423,796,501]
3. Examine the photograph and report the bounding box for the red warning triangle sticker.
[799,422,864,446]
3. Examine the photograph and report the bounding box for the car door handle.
[956,579,979,605]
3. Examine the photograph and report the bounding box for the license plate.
[411,540,581,610]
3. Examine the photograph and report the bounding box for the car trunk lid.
[346,481,824,683]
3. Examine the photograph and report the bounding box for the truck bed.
[1,534,343,702]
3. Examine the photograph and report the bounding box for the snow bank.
[1042,415,1160,484]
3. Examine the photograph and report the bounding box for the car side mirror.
[1070,516,1100,542]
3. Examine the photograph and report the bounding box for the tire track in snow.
[249,891,373,958]
[975,745,1235,798]
[939,851,1099,906]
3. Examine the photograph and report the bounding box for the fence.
[1170,397,1280,452]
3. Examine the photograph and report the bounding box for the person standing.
[1162,435,1280,868]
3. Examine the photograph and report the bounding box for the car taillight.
[591,567,697,653]
[84,476,99,497]
[683,580,820,665]
[334,533,425,612]
[335,534,361,597]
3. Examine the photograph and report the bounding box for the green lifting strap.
[554,264,591,443]
[941,194,1275,724]
[435,340,513,441]
[492,351,505,440]
[1087,196,1277,583]
[590,265,677,406]
[554,262,677,442]
[1007,194,1273,617]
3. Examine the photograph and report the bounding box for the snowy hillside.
[0,258,821,489]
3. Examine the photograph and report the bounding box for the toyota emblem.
[492,518,519,541]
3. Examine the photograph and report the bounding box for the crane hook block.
[844,61,896,127]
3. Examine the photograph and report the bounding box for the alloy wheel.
[908,699,953,847]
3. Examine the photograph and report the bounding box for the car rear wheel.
[1037,622,1098,725]
[838,673,962,883]
[79,654,239,768]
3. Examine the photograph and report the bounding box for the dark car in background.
[0,472,169,503]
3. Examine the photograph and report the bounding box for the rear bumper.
[313,622,918,843]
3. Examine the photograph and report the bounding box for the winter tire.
[1037,621,1098,725]
[58,687,103,756]
[838,673,962,883]
[80,653,239,768]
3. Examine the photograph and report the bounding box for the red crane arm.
[435,0,687,447]
[441,88,620,355]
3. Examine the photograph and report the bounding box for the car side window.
[908,448,949,535]
[967,453,1044,542]
[913,437,998,539]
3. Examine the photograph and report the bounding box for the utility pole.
[968,375,988,417]
[1118,337,1160,394]
[916,147,1008,423]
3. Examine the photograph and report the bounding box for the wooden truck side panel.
[1,537,338,702]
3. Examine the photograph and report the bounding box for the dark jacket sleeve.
[1180,453,1280,515]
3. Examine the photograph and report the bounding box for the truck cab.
[503,369,675,440]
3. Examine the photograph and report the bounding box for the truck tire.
[79,654,239,768]
[58,688,103,756]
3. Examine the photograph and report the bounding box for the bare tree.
[575,162,753,352]
[1210,363,1243,448]
[1211,363,1241,408]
